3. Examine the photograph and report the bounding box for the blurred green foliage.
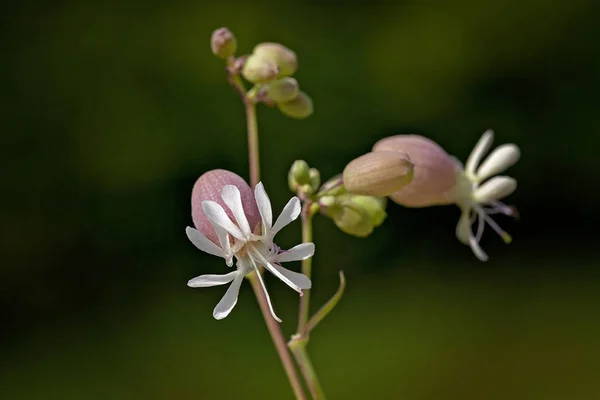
[2,0,600,398]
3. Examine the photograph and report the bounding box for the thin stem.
[245,100,260,187]
[297,204,313,333]
[289,341,328,400]
[229,72,307,400]
[289,203,328,399]
[248,274,308,400]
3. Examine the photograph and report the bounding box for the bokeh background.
[2,0,600,399]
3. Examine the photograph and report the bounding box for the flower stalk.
[227,62,308,400]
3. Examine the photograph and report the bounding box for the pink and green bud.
[373,135,461,207]
[210,27,237,59]
[191,169,260,244]
[343,151,414,197]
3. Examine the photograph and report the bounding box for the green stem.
[297,205,313,333]
[289,204,328,400]
[289,339,328,400]
[230,72,308,400]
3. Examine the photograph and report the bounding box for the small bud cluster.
[210,27,313,119]
[288,160,395,238]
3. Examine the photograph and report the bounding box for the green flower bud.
[343,151,414,197]
[308,168,320,192]
[265,77,300,103]
[210,27,237,59]
[288,160,311,192]
[242,54,279,83]
[321,194,387,238]
[317,174,345,197]
[277,91,313,119]
[253,42,297,76]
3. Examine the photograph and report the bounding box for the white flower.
[185,182,313,321]
[454,130,520,261]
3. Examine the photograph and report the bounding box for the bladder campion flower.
[453,130,520,261]
[372,130,520,261]
[186,170,313,321]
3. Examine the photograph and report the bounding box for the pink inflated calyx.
[191,169,261,244]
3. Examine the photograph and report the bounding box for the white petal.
[269,197,301,239]
[213,273,245,319]
[275,243,315,262]
[248,257,282,322]
[456,210,488,261]
[188,271,237,287]
[271,264,312,290]
[212,224,233,267]
[476,144,520,181]
[221,185,252,237]
[249,247,303,294]
[185,227,224,258]
[455,210,472,245]
[473,176,517,204]
[202,200,245,241]
[465,129,494,176]
[254,182,273,233]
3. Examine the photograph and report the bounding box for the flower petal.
[456,210,488,261]
[188,271,238,287]
[250,247,304,294]
[476,144,520,181]
[185,227,224,258]
[254,182,273,233]
[212,224,233,267]
[473,176,517,204]
[269,197,301,240]
[248,257,282,322]
[202,200,245,241]
[275,243,315,263]
[271,264,312,290]
[213,272,245,320]
[455,210,472,245]
[465,129,494,177]
[221,185,252,237]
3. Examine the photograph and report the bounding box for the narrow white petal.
[254,182,273,233]
[469,236,489,261]
[249,257,282,322]
[271,264,312,290]
[473,176,517,204]
[185,227,224,258]
[456,210,472,245]
[456,209,488,261]
[476,144,520,181]
[269,197,301,239]
[221,185,252,237]
[465,129,494,176]
[202,200,245,241]
[213,273,245,320]
[275,243,315,262]
[188,271,237,287]
[250,247,303,294]
[213,224,234,267]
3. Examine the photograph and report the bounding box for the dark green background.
[2,1,599,399]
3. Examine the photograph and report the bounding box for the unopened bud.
[253,42,297,76]
[308,168,320,192]
[265,77,300,103]
[278,91,313,119]
[318,175,345,197]
[343,151,414,197]
[242,54,279,83]
[210,27,237,59]
[191,169,260,244]
[373,135,461,207]
[321,194,387,238]
[288,160,310,192]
